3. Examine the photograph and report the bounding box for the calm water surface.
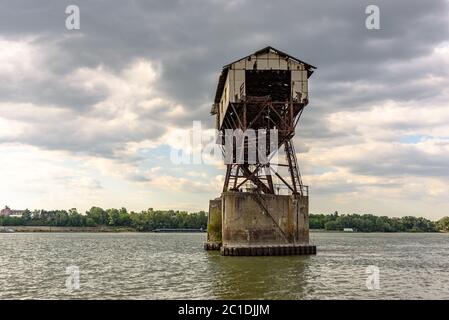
[1,232,448,299]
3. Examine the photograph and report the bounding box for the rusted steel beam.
[223,164,232,192]
[233,166,240,189]
[235,164,263,190]
[269,166,295,193]
[230,103,243,130]
[266,171,274,194]
[240,165,271,194]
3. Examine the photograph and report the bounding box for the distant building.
[343,228,354,232]
[0,206,25,217]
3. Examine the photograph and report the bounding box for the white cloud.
[0,144,104,210]
[0,38,220,212]
[147,174,222,193]
[0,37,45,81]
[1,4,449,218]
[299,55,449,219]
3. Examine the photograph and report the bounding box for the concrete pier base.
[205,191,316,256]
[204,241,222,250]
[204,198,222,251]
[221,244,316,256]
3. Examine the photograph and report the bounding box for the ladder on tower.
[284,140,304,196]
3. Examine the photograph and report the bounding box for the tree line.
[309,211,449,232]
[0,207,207,231]
[1,208,448,232]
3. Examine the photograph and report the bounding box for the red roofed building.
[0,206,25,217]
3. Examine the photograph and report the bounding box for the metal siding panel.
[291,70,301,81]
[235,70,245,81]
[301,71,308,97]
[233,59,246,69]
[288,60,297,70]
[229,70,236,103]
[219,73,231,127]
[268,58,280,69]
[291,70,308,101]
[292,81,300,100]
[268,51,278,59]
[302,70,307,83]
[233,80,244,100]
[292,70,301,101]
[245,57,256,69]
[257,58,268,69]
[280,59,288,69]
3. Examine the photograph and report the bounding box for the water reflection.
[205,251,312,299]
[1,232,449,299]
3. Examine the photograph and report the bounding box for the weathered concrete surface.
[204,198,222,250]
[222,191,310,247]
[205,192,314,255]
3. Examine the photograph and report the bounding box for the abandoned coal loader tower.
[205,46,317,256]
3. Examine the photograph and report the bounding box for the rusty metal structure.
[211,46,316,199]
[205,47,316,255]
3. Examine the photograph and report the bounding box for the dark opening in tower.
[245,70,291,101]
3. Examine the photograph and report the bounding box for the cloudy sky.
[0,0,448,219]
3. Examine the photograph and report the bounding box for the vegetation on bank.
[0,207,448,233]
[437,216,449,232]
[310,211,448,232]
[0,207,207,231]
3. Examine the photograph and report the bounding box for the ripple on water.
[0,232,449,299]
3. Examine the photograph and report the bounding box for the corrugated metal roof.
[224,46,317,70]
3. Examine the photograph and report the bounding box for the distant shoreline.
[310,229,447,233]
[0,226,446,233]
[0,226,206,233]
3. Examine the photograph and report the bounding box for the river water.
[0,232,448,299]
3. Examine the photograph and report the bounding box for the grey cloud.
[1,0,449,184]
[126,173,152,183]
[2,0,448,114]
[333,142,449,177]
[0,79,108,112]
[0,115,167,159]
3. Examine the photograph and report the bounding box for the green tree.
[437,217,449,232]
[86,207,108,225]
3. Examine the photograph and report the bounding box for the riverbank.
[2,226,135,233]
[0,226,207,233]
[310,229,446,233]
[2,226,444,233]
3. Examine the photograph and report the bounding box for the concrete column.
[221,191,310,246]
[205,192,314,255]
[204,198,222,250]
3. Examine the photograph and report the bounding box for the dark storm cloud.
[1,0,448,112]
[0,120,167,158]
[0,78,107,112]
[0,0,448,167]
